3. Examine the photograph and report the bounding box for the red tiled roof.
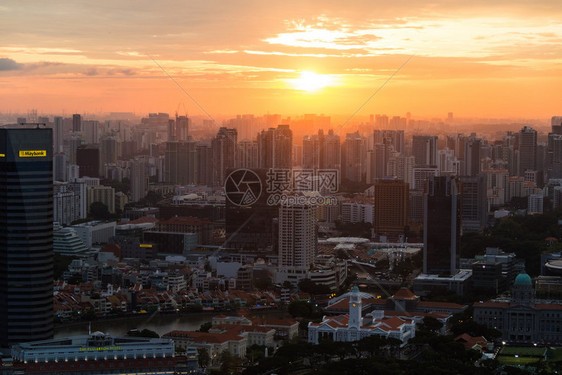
[127,216,159,225]
[159,216,212,226]
[379,316,412,329]
[325,297,386,311]
[417,301,465,309]
[379,310,449,320]
[454,333,488,349]
[392,288,417,300]
[535,304,562,310]
[252,318,298,327]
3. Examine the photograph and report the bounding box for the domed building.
[474,271,562,344]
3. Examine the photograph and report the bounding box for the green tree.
[198,321,212,332]
[53,253,75,280]
[89,201,111,220]
[246,344,268,364]
[138,190,163,206]
[357,335,388,358]
[288,300,312,318]
[419,316,444,333]
[197,347,210,368]
[298,278,331,295]
[219,350,242,374]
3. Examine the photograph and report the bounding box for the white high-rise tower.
[276,203,317,285]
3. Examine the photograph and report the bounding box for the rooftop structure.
[11,332,174,363]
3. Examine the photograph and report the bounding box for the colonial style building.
[308,286,416,346]
[474,272,562,344]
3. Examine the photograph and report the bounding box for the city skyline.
[1,1,561,118]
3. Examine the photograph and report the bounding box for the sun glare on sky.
[1,1,561,116]
[288,71,336,92]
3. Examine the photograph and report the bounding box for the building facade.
[0,128,54,347]
[474,272,562,344]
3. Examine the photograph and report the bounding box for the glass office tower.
[0,127,53,347]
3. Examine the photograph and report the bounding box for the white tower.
[348,286,362,329]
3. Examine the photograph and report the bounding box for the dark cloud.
[83,68,99,76]
[107,68,136,76]
[0,58,22,71]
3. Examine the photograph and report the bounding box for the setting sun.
[288,71,336,92]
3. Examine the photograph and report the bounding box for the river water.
[54,311,290,338]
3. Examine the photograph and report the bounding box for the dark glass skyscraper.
[423,175,461,275]
[0,128,53,347]
[76,144,100,178]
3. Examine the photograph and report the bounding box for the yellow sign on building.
[19,150,47,157]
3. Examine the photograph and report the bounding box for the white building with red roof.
[308,286,416,345]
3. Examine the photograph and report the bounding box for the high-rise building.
[387,154,415,184]
[0,127,54,347]
[367,141,391,183]
[276,204,317,285]
[237,139,259,169]
[464,138,482,176]
[54,182,81,225]
[342,132,366,183]
[257,125,293,169]
[212,127,237,186]
[87,185,115,214]
[76,144,100,178]
[195,142,213,186]
[303,132,323,170]
[53,153,67,182]
[374,130,404,154]
[67,135,82,165]
[412,135,438,167]
[53,116,64,153]
[458,175,488,233]
[423,176,461,275]
[164,140,197,185]
[302,129,341,171]
[518,126,537,176]
[437,148,458,174]
[548,123,562,178]
[175,115,189,141]
[412,167,439,191]
[130,158,148,202]
[324,130,341,170]
[552,116,562,135]
[167,119,176,142]
[82,120,99,144]
[100,136,118,171]
[72,114,81,132]
[373,178,409,236]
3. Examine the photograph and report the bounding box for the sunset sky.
[1,0,561,118]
